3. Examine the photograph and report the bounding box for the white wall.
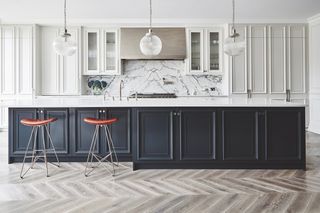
[308,15,320,134]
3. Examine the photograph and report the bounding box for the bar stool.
[20,117,60,179]
[83,117,119,176]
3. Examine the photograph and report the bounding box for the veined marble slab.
[86,60,226,96]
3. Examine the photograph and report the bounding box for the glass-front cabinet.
[187,27,223,74]
[83,28,120,75]
[103,30,118,74]
[189,30,203,73]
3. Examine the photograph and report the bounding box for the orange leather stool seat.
[20,118,57,126]
[83,117,118,126]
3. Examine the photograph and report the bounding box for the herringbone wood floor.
[0,132,320,213]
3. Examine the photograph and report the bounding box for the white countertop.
[0,96,307,108]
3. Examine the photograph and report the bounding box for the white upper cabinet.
[231,24,307,97]
[186,27,223,75]
[40,26,80,95]
[287,25,306,94]
[0,25,34,97]
[83,27,120,75]
[269,25,286,94]
[249,25,267,94]
[1,26,15,95]
[16,26,33,95]
[231,25,248,94]
[59,28,80,95]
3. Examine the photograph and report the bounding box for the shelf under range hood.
[120,28,186,60]
[128,93,177,99]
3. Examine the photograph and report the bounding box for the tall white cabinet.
[231,24,307,98]
[39,26,81,95]
[0,25,34,129]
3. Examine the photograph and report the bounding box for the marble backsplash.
[86,60,226,97]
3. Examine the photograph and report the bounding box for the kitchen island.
[3,97,306,170]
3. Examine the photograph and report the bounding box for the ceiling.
[0,0,320,24]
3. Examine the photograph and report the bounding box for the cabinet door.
[83,28,100,75]
[288,26,306,94]
[10,109,37,155]
[231,25,248,93]
[16,26,33,95]
[105,108,131,154]
[136,109,174,160]
[269,26,286,94]
[179,109,216,160]
[207,28,223,73]
[60,28,80,95]
[40,27,60,95]
[249,26,267,94]
[75,109,100,154]
[222,110,259,160]
[1,26,15,95]
[0,107,8,129]
[43,109,69,154]
[102,29,119,75]
[266,109,303,160]
[187,29,204,73]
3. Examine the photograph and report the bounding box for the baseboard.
[308,123,320,134]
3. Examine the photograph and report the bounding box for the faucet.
[119,80,124,101]
[247,89,252,99]
[286,89,291,102]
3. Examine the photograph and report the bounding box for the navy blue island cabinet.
[8,107,305,170]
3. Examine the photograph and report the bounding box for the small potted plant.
[88,80,107,95]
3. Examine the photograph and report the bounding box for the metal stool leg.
[85,126,98,177]
[30,127,39,169]
[41,126,49,177]
[105,126,119,166]
[104,126,115,176]
[45,125,60,167]
[20,126,36,179]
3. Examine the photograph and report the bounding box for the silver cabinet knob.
[102,110,106,113]
[99,110,102,113]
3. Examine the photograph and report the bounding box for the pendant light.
[53,0,77,56]
[140,0,162,56]
[224,0,246,56]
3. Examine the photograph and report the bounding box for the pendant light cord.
[232,0,235,30]
[149,0,152,31]
[64,0,67,34]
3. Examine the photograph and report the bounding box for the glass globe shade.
[139,32,162,56]
[224,37,246,56]
[53,35,77,56]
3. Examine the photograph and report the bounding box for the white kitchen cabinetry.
[232,25,267,94]
[186,27,223,75]
[40,26,80,95]
[0,25,34,97]
[287,26,306,94]
[231,24,306,98]
[269,25,287,94]
[83,28,120,75]
[0,107,8,129]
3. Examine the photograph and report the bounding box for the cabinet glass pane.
[88,32,98,70]
[191,32,201,70]
[105,32,116,70]
[209,32,219,70]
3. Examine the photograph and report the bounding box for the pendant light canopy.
[140,0,162,56]
[224,0,246,56]
[53,0,77,56]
